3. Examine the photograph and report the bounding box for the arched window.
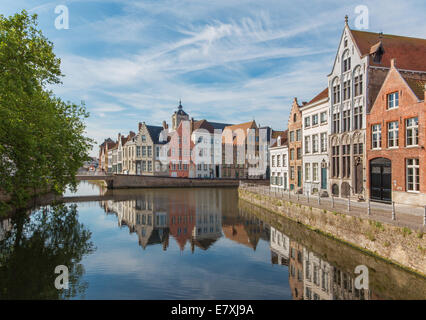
[293,113,297,122]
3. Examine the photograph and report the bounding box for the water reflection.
[1,184,425,300]
[0,204,95,299]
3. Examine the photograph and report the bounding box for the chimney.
[138,122,143,131]
[190,118,194,132]
[391,58,396,69]
[162,120,168,129]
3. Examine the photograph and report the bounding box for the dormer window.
[371,41,384,64]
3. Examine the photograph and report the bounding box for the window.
[406,159,419,192]
[290,149,295,160]
[290,131,295,142]
[141,135,146,142]
[387,92,399,109]
[354,75,363,96]
[333,84,340,104]
[343,57,351,72]
[320,111,327,124]
[406,117,418,146]
[296,129,302,141]
[305,163,311,181]
[354,106,363,130]
[283,154,287,166]
[277,155,281,167]
[353,143,363,155]
[297,148,302,160]
[272,155,275,167]
[342,110,350,132]
[142,146,147,156]
[313,163,319,181]
[147,146,152,157]
[387,121,399,148]
[290,166,295,180]
[332,146,339,178]
[305,136,311,154]
[136,146,141,157]
[342,145,350,178]
[312,114,319,126]
[147,161,152,171]
[312,135,319,153]
[343,80,351,100]
[321,133,327,152]
[372,124,381,149]
[304,117,311,128]
[293,114,297,122]
[333,113,340,133]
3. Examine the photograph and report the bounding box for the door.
[370,158,391,202]
[136,161,141,175]
[321,167,327,190]
[216,165,220,178]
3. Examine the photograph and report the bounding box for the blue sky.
[1,0,426,156]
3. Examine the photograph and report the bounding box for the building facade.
[287,98,303,191]
[270,131,289,190]
[301,89,330,196]
[328,16,426,200]
[366,59,426,205]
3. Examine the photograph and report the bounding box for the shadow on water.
[0,181,425,299]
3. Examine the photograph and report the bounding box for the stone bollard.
[392,201,396,221]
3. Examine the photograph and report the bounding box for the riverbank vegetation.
[0,11,93,215]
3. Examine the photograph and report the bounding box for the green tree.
[0,11,93,214]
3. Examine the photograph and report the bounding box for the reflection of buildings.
[191,189,222,251]
[100,192,170,250]
[288,240,304,300]
[303,248,333,300]
[168,191,196,251]
[221,204,268,250]
[270,227,289,266]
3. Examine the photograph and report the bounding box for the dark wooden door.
[370,158,391,202]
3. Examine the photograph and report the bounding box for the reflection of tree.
[0,204,95,299]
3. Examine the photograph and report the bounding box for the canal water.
[0,181,425,300]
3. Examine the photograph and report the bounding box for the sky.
[1,0,426,156]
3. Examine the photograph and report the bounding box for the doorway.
[370,158,391,202]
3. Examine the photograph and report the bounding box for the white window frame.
[406,117,418,147]
[372,124,381,149]
[406,158,419,192]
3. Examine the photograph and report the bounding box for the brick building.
[366,59,426,205]
[287,98,303,191]
[328,16,426,200]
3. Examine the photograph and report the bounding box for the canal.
[0,181,425,300]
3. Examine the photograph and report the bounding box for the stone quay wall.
[238,188,426,276]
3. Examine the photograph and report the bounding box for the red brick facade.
[287,98,303,191]
[366,60,426,204]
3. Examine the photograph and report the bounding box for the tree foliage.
[0,11,93,213]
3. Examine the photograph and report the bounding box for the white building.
[300,89,330,196]
[303,248,333,300]
[270,227,290,266]
[269,132,289,190]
